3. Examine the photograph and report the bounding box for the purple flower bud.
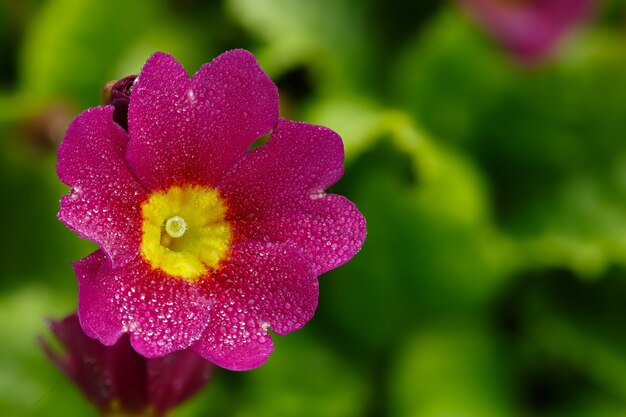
[41,313,214,416]
[103,75,138,130]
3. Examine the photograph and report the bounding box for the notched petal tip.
[193,335,275,372]
[188,241,318,371]
[128,331,194,360]
[316,194,367,274]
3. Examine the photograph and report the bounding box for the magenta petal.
[57,106,146,268]
[126,270,211,358]
[220,119,366,273]
[75,250,124,345]
[126,52,201,188]
[127,50,277,188]
[193,241,318,371]
[77,252,211,356]
[190,49,279,184]
[265,194,366,274]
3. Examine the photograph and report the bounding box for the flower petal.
[76,251,211,356]
[126,50,278,188]
[220,119,366,273]
[75,250,123,345]
[57,106,146,268]
[261,194,366,274]
[193,241,318,371]
[190,49,279,184]
[126,52,201,188]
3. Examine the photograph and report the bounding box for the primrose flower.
[57,50,366,371]
[41,313,213,417]
[459,0,594,61]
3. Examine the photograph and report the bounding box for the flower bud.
[103,75,138,130]
[41,313,214,417]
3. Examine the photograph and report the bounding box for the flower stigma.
[165,216,187,238]
[140,185,232,282]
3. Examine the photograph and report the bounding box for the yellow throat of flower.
[140,185,232,282]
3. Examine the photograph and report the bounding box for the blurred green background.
[1,0,626,416]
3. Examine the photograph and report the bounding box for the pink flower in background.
[41,314,213,416]
[57,50,366,370]
[459,0,594,61]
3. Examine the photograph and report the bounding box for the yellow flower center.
[140,185,232,281]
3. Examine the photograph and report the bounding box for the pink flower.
[57,50,366,371]
[459,0,594,61]
[41,313,213,416]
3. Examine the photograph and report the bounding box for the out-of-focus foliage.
[1,0,626,416]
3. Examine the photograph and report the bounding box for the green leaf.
[499,268,626,413]
[391,9,511,146]
[323,128,516,351]
[0,125,94,290]
[389,324,517,417]
[19,0,162,107]
[227,0,372,95]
